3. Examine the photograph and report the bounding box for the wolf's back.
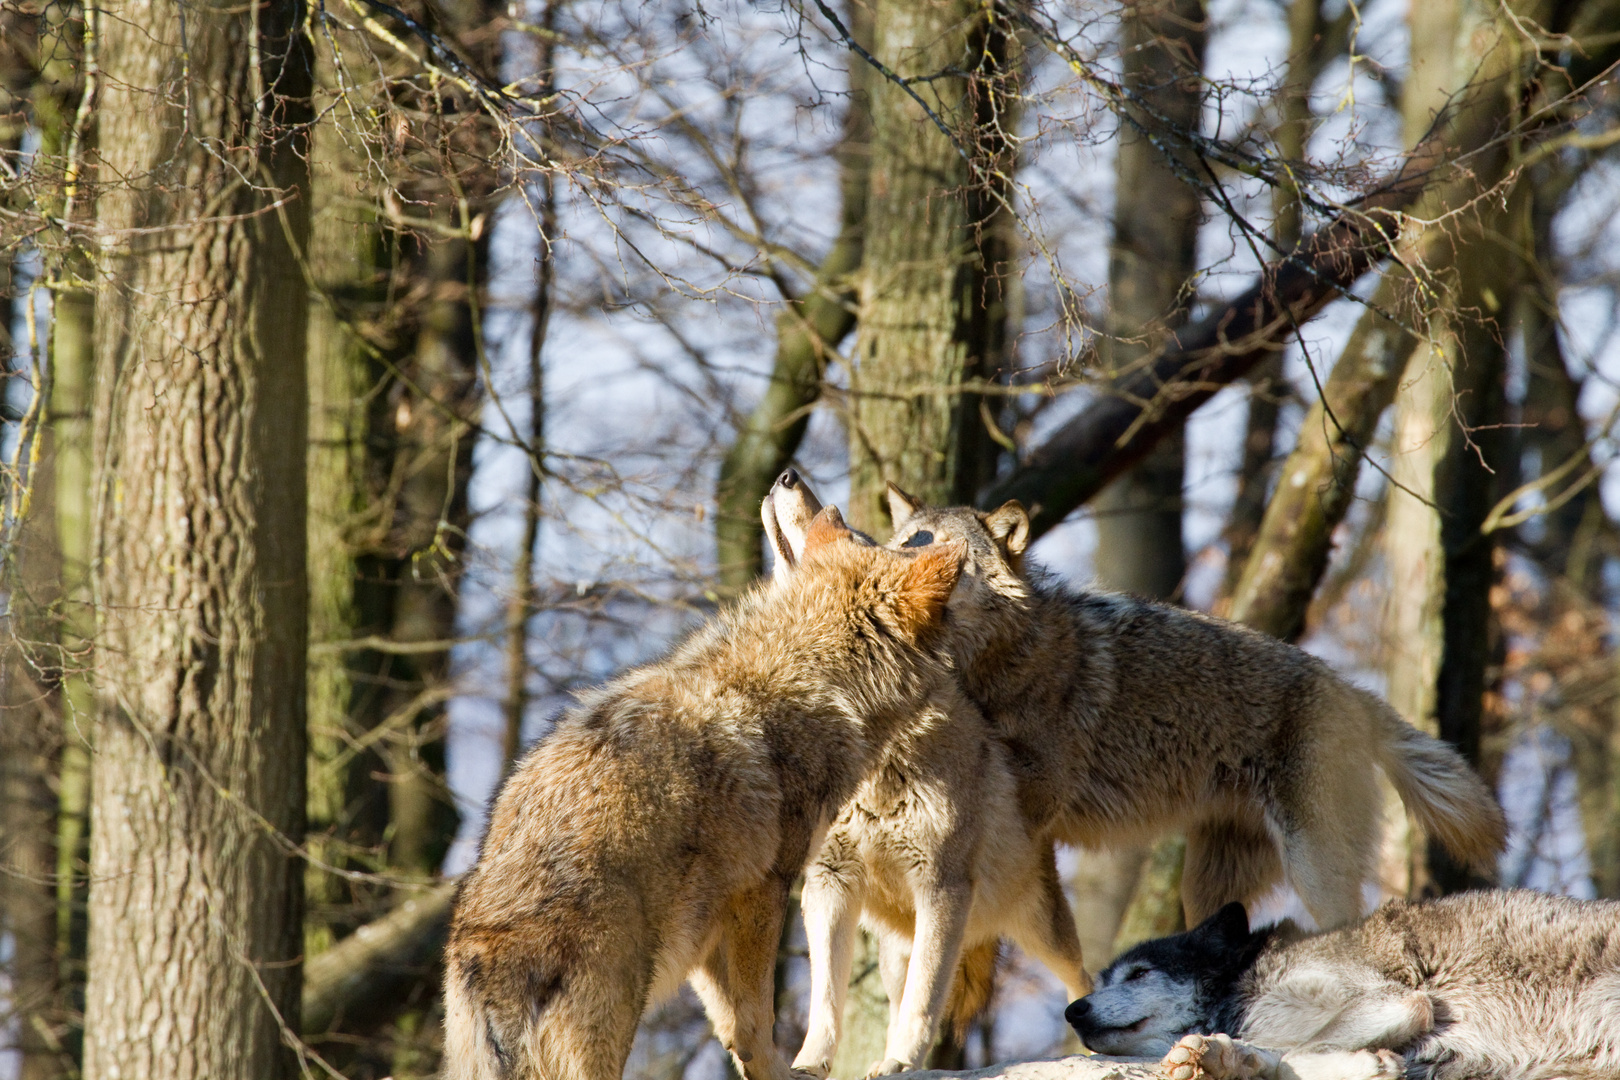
[1365,689,1506,868]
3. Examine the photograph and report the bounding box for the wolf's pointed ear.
[1193,902,1251,945]
[886,482,921,529]
[895,540,966,639]
[982,501,1030,558]
[803,505,853,559]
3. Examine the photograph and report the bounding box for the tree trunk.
[1379,0,1534,899]
[1,668,63,1080]
[835,0,1019,1066]
[47,216,94,1080]
[376,0,502,888]
[1226,267,1417,640]
[84,0,311,1075]
[304,55,401,960]
[382,229,482,880]
[715,0,871,588]
[1095,0,1207,958]
[843,0,1015,535]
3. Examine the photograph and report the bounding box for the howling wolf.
[443,509,975,1080]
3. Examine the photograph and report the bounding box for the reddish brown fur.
[442,532,971,1080]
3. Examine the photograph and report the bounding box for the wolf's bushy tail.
[442,954,573,1080]
[442,963,506,1080]
[1371,695,1506,869]
[943,940,999,1041]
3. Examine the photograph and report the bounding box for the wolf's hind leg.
[793,850,866,1080]
[867,881,972,1077]
[1010,844,1091,998]
[691,874,807,1080]
[1274,699,1386,930]
[1183,814,1284,924]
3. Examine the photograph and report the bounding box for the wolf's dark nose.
[1064,997,1091,1029]
[777,468,800,488]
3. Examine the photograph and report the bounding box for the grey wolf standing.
[765,476,1504,1073]
[443,509,970,1080]
[874,486,1504,930]
[1069,891,1620,1080]
[763,472,1087,1079]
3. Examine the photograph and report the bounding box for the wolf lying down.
[444,512,972,1080]
[1069,890,1620,1080]
[763,472,1506,1076]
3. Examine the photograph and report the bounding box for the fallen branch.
[301,880,457,1034]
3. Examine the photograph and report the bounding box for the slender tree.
[714,1,872,588]
[831,0,1019,1067]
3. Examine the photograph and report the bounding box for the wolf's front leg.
[692,875,815,1080]
[793,846,866,1080]
[1159,1035,1404,1080]
[1161,1033,1282,1080]
[865,882,972,1078]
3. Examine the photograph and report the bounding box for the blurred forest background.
[1,0,1619,1076]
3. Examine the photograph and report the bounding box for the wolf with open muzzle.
[442,509,976,1080]
[763,471,1507,1077]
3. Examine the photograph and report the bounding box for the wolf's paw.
[789,1057,830,1080]
[863,1058,912,1077]
[1160,1033,1275,1080]
[1355,1049,1404,1079]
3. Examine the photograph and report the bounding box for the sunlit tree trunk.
[83,0,311,1075]
[304,64,397,967]
[45,136,95,1080]
[843,0,1015,536]
[834,0,1019,1068]
[1380,0,1535,898]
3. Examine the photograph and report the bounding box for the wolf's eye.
[900,530,934,548]
[1124,966,1149,982]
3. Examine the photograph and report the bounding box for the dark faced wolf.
[1070,890,1620,1080]
[443,510,972,1080]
